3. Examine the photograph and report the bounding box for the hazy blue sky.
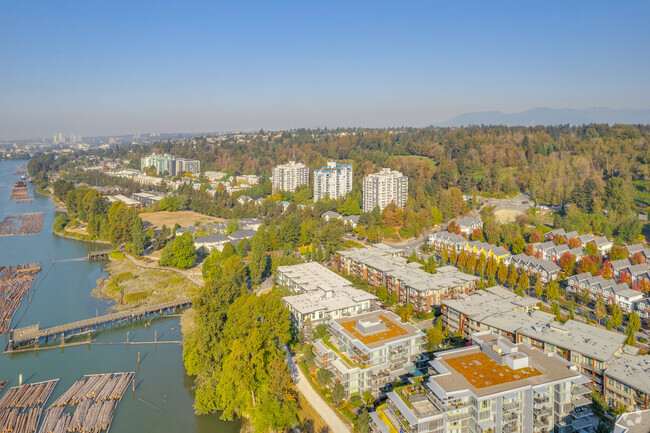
[1,0,648,140]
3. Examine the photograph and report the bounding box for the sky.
[1,0,649,140]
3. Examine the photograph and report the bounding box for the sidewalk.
[285,350,352,433]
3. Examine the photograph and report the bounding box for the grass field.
[140,211,226,232]
[389,155,438,168]
[94,258,198,310]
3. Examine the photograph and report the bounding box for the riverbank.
[93,256,199,311]
[54,229,112,244]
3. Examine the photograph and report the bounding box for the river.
[0,160,240,433]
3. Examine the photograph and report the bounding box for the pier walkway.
[7,297,192,351]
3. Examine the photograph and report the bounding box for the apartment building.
[371,331,592,433]
[313,161,353,201]
[604,353,650,411]
[312,310,425,396]
[362,168,408,212]
[140,154,200,176]
[336,244,480,313]
[277,262,376,331]
[272,161,309,192]
[442,288,628,392]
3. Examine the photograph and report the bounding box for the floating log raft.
[10,180,32,203]
[40,373,135,433]
[0,213,45,237]
[0,263,42,334]
[0,381,7,395]
[0,379,58,433]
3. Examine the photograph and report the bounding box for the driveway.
[285,350,352,433]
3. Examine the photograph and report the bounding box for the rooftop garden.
[444,352,542,388]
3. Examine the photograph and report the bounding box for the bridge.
[6,297,193,352]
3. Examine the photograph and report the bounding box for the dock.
[87,249,113,261]
[7,298,193,351]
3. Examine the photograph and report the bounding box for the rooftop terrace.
[445,352,542,389]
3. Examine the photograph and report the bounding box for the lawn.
[140,210,226,232]
[388,155,438,168]
[94,258,198,310]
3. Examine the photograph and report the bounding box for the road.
[284,349,351,433]
[381,225,445,256]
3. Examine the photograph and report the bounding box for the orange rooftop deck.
[445,352,542,388]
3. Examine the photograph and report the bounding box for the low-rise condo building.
[371,331,592,433]
[313,310,425,396]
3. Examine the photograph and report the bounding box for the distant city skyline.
[1,0,648,140]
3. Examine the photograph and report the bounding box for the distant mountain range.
[439,107,650,127]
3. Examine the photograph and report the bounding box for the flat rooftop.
[444,352,541,389]
[278,262,353,292]
[442,286,539,319]
[333,310,420,350]
[431,339,581,398]
[605,354,650,395]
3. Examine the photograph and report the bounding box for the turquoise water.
[0,160,239,433]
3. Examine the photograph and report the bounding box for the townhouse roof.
[455,216,482,228]
[624,244,645,255]
[322,211,342,219]
[194,233,229,244]
[227,229,257,240]
[611,259,632,271]
[507,254,560,273]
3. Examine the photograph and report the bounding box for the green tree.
[610,304,623,329]
[317,369,332,387]
[425,327,445,351]
[497,261,508,284]
[507,264,518,288]
[605,176,631,215]
[53,213,70,232]
[248,236,270,284]
[625,312,641,345]
[396,303,414,322]
[303,345,315,367]
[130,218,146,256]
[221,242,236,259]
[518,271,529,295]
[202,251,223,282]
[485,257,497,278]
[313,324,328,340]
[226,220,239,235]
[159,233,197,269]
[546,280,560,302]
[358,410,371,433]
[551,302,562,321]
[594,299,607,327]
[332,382,345,405]
[534,279,543,299]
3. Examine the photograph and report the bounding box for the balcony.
[535,406,551,417]
[572,395,591,408]
[534,395,550,404]
[446,411,470,423]
[571,385,590,396]
[503,402,519,412]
